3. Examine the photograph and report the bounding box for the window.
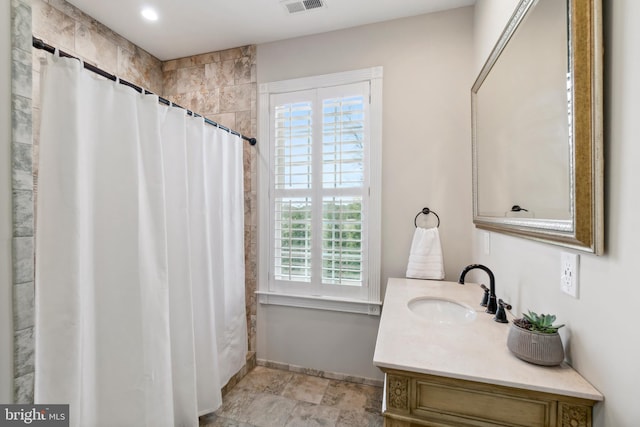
[258,68,382,315]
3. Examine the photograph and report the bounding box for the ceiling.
[65,0,476,61]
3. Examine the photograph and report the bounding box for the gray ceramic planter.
[507,323,565,366]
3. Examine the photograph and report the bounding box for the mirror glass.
[472,0,603,254]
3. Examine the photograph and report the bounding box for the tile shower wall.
[11,0,257,402]
[32,0,163,93]
[162,49,258,354]
[11,0,35,404]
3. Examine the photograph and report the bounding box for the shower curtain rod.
[32,36,258,146]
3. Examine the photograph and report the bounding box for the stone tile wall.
[10,0,257,402]
[11,0,35,404]
[32,0,163,93]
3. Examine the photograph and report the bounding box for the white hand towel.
[406,227,445,280]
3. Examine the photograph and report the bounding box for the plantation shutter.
[270,82,370,300]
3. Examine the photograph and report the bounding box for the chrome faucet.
[458,264,498,314]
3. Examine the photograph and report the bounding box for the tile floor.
[199,366,384,427]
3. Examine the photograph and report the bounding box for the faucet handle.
[479,284,489,307]
[498,299,512,310]
[494,299,512,323]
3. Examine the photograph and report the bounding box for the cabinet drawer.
[413,378,555,427]
[383,370,597,427]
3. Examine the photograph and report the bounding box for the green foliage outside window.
[277,200,362,284]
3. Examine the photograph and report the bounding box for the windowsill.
[256,291,382,316]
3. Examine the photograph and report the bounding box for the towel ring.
[414,207,440,228]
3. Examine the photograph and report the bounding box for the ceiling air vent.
[281,0,327,14]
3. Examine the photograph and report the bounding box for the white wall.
[256,7,474,380]
[1,0,14,403]
[473,1,640,425]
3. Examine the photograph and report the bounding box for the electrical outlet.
[560,252,579,298]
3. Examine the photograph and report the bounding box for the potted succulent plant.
[507,310,565,366]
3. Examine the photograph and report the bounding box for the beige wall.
[473,1,640,425]
[1,0,14,403]
[256,7,474,380]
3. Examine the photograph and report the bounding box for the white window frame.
[257,67,383,315]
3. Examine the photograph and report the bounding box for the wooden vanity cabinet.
[382,368,597,427]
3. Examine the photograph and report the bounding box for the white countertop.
[373,278,603,401]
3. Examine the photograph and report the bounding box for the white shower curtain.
[34,54,247,427]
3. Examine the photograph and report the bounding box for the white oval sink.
[407,297,477,325]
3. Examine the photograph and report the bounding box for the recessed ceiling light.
[141,7,159,21]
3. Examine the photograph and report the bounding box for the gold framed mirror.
[471,0,603,254]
